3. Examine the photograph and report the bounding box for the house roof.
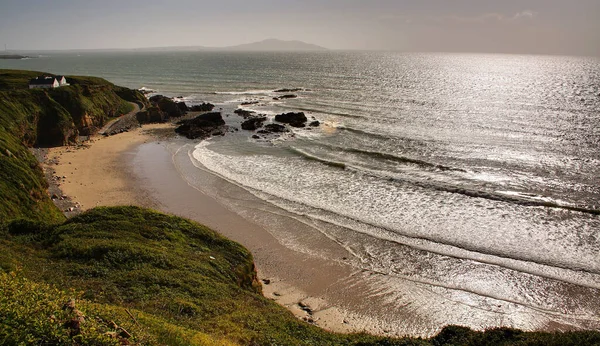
[29,76,58,85]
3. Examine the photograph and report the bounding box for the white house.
[29,76,69,89]
[55,76,69,86]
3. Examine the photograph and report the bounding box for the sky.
[0,0,599,56]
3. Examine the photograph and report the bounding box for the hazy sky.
[1,0,599,56]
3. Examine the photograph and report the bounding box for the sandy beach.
[44,125,374,336]
[45,126,166,211]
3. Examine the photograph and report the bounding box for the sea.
[2,51,599,334]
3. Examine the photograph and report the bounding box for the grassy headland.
[0,69,147,222]
[0,69,598,345]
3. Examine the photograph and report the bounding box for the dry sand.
[44,124,371,335]
[45,124,170,211]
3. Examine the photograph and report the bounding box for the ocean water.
[3,51,600,333]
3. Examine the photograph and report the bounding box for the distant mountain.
[12,39,327,54]
[223,39,327,51]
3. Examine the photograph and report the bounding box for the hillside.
[0,70,599,345]
[0,69,146,221]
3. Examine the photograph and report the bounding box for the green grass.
[0,69,44,90]
[0,271,237,346]
[0,207,428,345]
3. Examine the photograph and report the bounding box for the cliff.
[0,69,147,222]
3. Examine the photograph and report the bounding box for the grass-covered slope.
[0,206,426,346]
[0,69,147,222]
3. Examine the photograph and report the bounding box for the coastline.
[44,121,597,338]
[43,125,373,336]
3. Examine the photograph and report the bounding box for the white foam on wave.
[214,89,274,95]
[190,141,600,283]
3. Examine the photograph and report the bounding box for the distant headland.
[0,54,30,59]
[5,39,328,54]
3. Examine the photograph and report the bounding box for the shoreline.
[44,124,175,214]
[43,122,596,338]
[43,125,373,336]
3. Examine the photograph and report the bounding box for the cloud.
[386,10,539,26]
[512,10,538,20]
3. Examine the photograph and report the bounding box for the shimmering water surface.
[4,52,599,334]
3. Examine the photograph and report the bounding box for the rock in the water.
[258,123,288,134]
[274,88,302,93]
[275,112,307,128]
[252,135,260,139]
[273,94,297,101]
[190,103,215,112]
[241,116,267,131]
[241,101,259,106]
[234,109,255,118]
[309,120,320,127]
[175,112,226,140]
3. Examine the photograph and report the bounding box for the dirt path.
[99,102,142,135]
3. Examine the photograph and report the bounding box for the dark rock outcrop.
[176,101,189,113]
[149,95,186,118]
[273,94,297,101]
[309,121,320,127]
[274,112,307,128]
[258,124,288,134]
[274,88,302,93]
[175,112,226,140]
[190,103,215,112]
[136,107,168,124]
[241,116,267,131]
[234,109,255,118]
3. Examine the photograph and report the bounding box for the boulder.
[234,109,255,118]
[258,124,288,134]
[273,94,297,101]
[274,112,307,128]
[190,103,215,112]
[309,120,320,127]
[274,88,302,93]
[158,98,185,118]
[147,95,186,118]
[175,112,226,140]
[176,101,189,113]
[241,116,267,131]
